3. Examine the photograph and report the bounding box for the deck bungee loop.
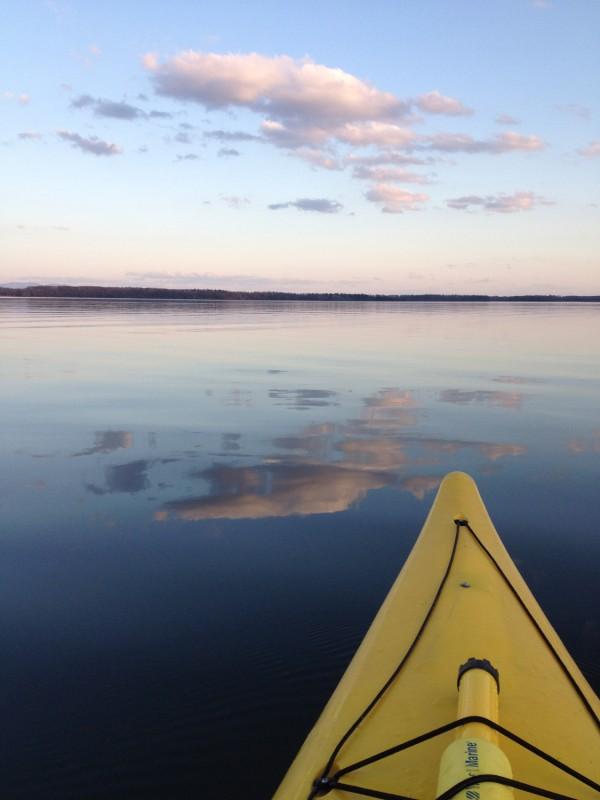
[274,473,600,800]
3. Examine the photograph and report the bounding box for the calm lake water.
[1,297,599,798]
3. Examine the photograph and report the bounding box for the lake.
[1,297,599,798]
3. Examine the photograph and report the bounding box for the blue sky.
[2,0,599,293]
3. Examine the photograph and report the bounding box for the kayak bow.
[273,472,600,800]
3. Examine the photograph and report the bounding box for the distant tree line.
[1,285,599,302]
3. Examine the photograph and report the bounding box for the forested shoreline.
[1,284,599,302]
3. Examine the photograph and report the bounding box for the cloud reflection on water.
[156,463,392,521]
[567,431,600,455]
[439,389,524,409]
[74,430,133,456]
[268,388,339,409]
[154,384,527,521]
[87,459,151,495]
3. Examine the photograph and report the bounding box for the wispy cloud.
[174,131,192,143]
[57,129,121,156]
[222,195,250,208]
[365,184,429,213]
[414,90,473,116]
[495,113,520,125]
[352,164,431,184]
[175,152,200,161]
[577,140,600,158]
[294,147,341,170]
[203,129,261,142]
[218,147,240,157]
[446,191,553,213]
[268,198,343,213]
[71,93,171,120]
[18,131,43,140]
[422,131,545,154]
[556,103,591,121]
[345,152,437,168]
[2,91,30,105]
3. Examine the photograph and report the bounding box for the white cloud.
[57,130,121,156]
[415,90,472,116]
[446,191,554,213]
[365,184,429,213]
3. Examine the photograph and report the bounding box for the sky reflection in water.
[1,298,599,798]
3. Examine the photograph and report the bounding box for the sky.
[1,0,599,294]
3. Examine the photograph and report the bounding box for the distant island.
[1,285,599,302]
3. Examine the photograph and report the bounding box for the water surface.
[1,298,599,798]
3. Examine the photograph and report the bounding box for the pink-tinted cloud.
[446,191,553,213]
[415,90,473,116]
[260,119,327,148]
[365,184,429,213]
[294,147,342,170]
[495,113,520,125]
[423,131,545,154]
[352,164,430,184]
[145,51,407,125]
[57,129,121,156]
[345,151,436,168]
[578,140,600,158]
[334,121,416,147]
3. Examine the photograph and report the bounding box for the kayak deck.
[273,472,600,800]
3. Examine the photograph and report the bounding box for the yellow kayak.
[273,472,600,800]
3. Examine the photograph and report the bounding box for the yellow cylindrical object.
[437,663,513,800]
